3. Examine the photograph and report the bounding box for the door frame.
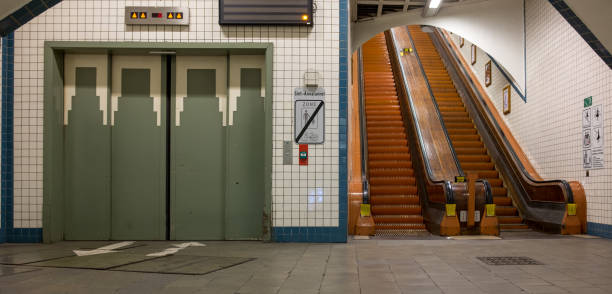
[43,42,274,243]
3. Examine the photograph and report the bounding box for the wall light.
[429,0,442,9]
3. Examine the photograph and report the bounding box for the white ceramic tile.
[12,0,341,228]
[450,0,612,226]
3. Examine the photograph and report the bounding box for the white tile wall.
[12,0,341,228]
[449,0,612,226]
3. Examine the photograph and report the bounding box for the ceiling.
[0,0,30,20]
[351,0,468,22]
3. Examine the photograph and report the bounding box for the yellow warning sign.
[446,204,456,217]
[131,12,138,19]
[360,204,371,217]
[485,204,496,217]
[167,12,174,19]
[140,12,147,19]
[176,12,183,19]
[567,203,577,216]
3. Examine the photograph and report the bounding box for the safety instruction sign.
[583,102,604,170]
[294,87,325,144]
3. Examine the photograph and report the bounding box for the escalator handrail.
[433,28,574,204]
[357,48,370,205]
[404,27,465,178]
[388,30,455,205]
[476,179,494,204]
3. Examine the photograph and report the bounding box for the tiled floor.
[0,232,611,293]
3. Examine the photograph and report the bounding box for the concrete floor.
[0,232,611,294]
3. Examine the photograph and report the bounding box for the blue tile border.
[587,222,612,239]
[271,0,348,243]
[1,33,43,243]
[547,0,612,70]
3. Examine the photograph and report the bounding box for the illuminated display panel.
[219,0,313,26]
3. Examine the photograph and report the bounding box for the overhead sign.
[125,7,189,25]
[583,100,604,170]
[294,87,325,144]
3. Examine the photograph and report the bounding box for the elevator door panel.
[172,56,227,240]
[226,67,265,240]
[64,55,111,240]
[111,56,166,240]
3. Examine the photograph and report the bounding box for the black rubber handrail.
[477,179,493,204]
[388,30,455,205]
[357,48,370,205]
[433,27,574,204]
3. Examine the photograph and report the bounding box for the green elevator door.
[111,56,166,240]
[171,56,265,240]
[64,55,111,240]
[171,56,226,240]
[226,68,265,240]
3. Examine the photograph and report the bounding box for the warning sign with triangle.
[167,12,174,19]
[177,12,183,19]
[131,12,138,19]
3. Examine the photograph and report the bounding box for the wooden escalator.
[407,26,528,231]
[362,33,426,235]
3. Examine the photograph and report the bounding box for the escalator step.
[370,195,420,205]
[363,33,424,235]
[493,197,512,206]
[368,146,410,153]
[369,153,411,161]
[371,205,421,215]
[370,168,414,177]
[370,185,418,195]
[374,215,424,224]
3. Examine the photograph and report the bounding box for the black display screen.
[219,0,313,25]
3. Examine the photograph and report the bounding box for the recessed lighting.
[429,0,442,9]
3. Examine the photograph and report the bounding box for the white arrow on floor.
[146,242,206,257]
[73,241,135,257]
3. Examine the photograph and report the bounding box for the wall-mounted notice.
[294,87,325,144]
[583,98,604,170]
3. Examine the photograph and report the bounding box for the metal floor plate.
[477,256,543,265]
[112,255,254,275]
[0,250,76,265]
[0,265,40,277]
[28,253,159,270]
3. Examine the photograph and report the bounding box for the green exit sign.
[584,96,592,108]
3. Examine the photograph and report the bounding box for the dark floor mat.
[28,253,159,270]
[0,250,76,265]
[112,255,254,275]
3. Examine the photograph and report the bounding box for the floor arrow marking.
[73,241,135,256]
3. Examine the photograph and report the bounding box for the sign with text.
[583,101,604,170]
[294,87,325,144]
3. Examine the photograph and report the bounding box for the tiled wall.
[448,0,612,236]
[7,0,346,240]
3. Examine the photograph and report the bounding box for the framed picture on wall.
[485,60,492,87]
[503,85,511,114]
[460,37,464,48]
[471,44,477,65]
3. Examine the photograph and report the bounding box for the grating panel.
[477,256,542,265]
